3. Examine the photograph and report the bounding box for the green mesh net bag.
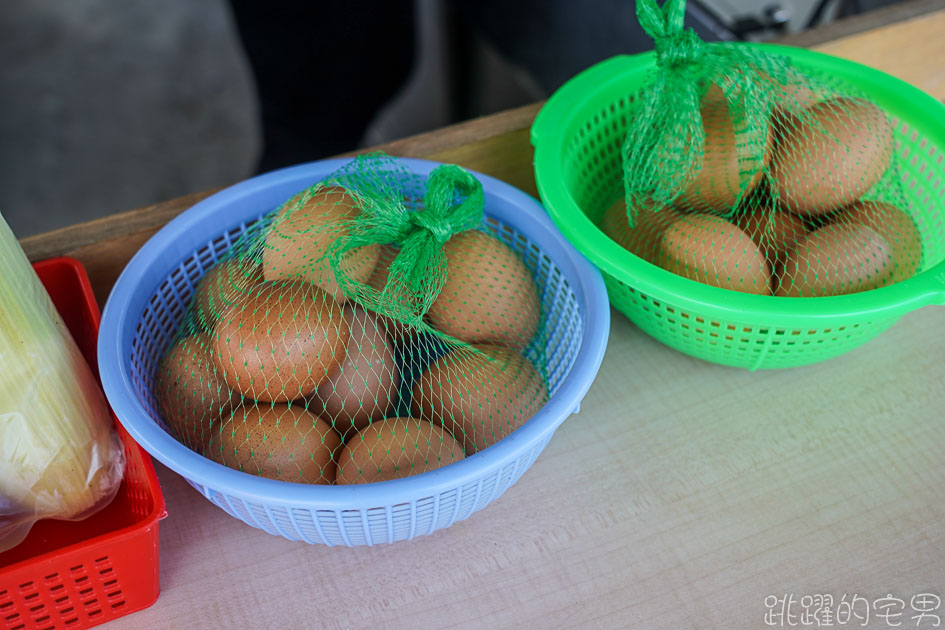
[154,154,548,485]
[602,0,920,297]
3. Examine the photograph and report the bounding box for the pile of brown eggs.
[604,82,922,296]
[155,185,547,485]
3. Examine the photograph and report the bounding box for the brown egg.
[410,344,548,454]
[833,201,922,283]
[335,417,465,485]
[191,259,264,332]
[735,205,810,264]
[675,85,773,212]
[426,230,541,349]
[156,335,240,454]
[775,223,892,297]
[262,186,380,303]
[212,281,351,403]
[658,214,771,294]
[771,98,893,217]
[600,197,682,264]
[207,404,340,484]
[313,305,399,437]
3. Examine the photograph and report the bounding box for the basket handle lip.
[98,156,612,511]
[920,265,945,306]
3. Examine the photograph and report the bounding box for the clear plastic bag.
[0,213,125,553]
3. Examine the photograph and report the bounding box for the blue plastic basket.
[98,157,610,546]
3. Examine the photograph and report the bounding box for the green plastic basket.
[532,44,945,370]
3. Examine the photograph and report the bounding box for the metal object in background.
[688,0,904,40]
[688,2,790,40]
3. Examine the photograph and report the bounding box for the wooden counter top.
[18,2,945,628]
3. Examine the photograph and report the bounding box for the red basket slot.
[0,257,167,630]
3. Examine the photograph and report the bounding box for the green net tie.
[653,30,704,68]
[622,0,785,223]
[329,160,485,326]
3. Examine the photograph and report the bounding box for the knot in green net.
[324,158,485,328]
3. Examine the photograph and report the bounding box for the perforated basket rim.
[532,43,945,327]
[98,157,610,511]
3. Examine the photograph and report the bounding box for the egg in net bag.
[154,154,548,485]
[603,0,920,297]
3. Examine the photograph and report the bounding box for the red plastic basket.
[0,257,166,630]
